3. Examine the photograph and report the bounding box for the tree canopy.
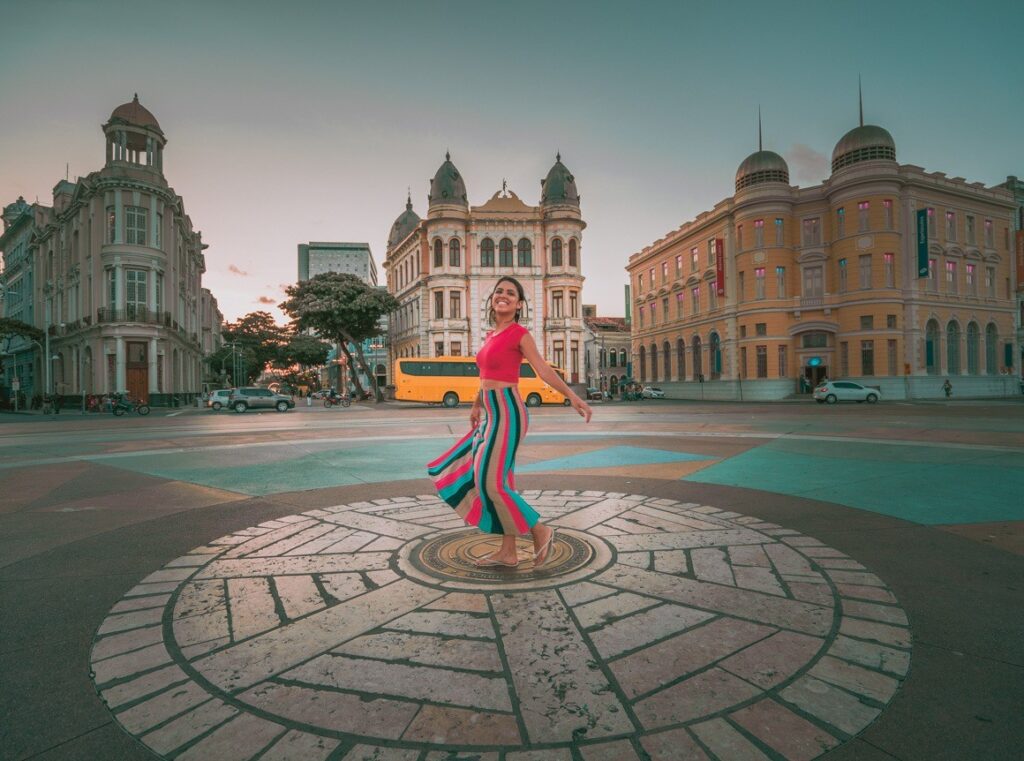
[0,317,43,345]
[220,311,288,384]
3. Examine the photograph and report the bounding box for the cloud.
[788,144,829,184]
[228,264,249,276]
[257,295,276,305]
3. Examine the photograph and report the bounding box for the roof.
[472,188,536,215]
[108,94,162,132]
[831,124,896,170]
[735,150,790,190]
[541,154,580,205]
[428,152,468,206]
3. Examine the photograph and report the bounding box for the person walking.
[942,379,953,398]
[427,276,592,568]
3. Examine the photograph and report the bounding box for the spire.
[556,150,561,162]
[406,187,412,210]
[445,150,450,161]
[758,106,763,151]
[858,75,864,126]
[133,93,139,102]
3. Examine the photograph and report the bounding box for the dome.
[108,94,162,132]
[428,152,467,206]
[831,125,895,172]
[541,153,579,205]
[735,150,790,191]
[388,194,421,248]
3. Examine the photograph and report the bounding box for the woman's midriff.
[480,380,517,391]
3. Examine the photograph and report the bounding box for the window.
[947,322,961,375]
[675,255,683,277]
[887,339,898,376]
[690,247,699,271]
[966,215,976,244]
[125,206,147,245]
[155,213,162,248]
[778,345,788,377]
[433,239,443,268]
[552,290,564,318]
[840,341,849,376]
[709,281,717,309]
[861,340,875,376]
[756,345,767,378]
[450,341,462,357]
[774,218,784,245]
[568,239,578,267]
[449,291,461,319]
[661,297,668,321]
[553,340,564,370]
[638,305,645,328]
[860,315,874,330]
[883,199,893,229]
[741,346,748,378]
[838,258,848,293]
[927,207,936,238]
[803,265,824,298]
[435,341,444,357]
[707,239,716,265]
[858,201,870,232]
[754,219,764,248]
[985,266,995,296]
[691,286,700,313]
[517,238,532,267]
[649,267,655,288]
[571,341,579,380]
[106,206,116,243]
[550,238,562,267]
[966,323,979,375]
[859,255,872,289]
[108,268,116,308]
[984,219,993,248]
[126,269,147,317]
[738,271,745,300]
[620,349,627,367]
[499,238,513,267]
[884,253,894,287]
[448,238,461,267]
[433,290,444,319]
[945,211,956,242]
[740,325,747,338]
[737,225,743,249]
[755,267,765,299]
[966,263,977,295]
[571,291,579,318]
[802,217,821,246]
[836,208,846,239]
[676,291,684,317]
[927,258,937,291]
[481,238,495,267]
[986,323,998,374]
[638,273,644,292]
[677,339,686,379]
[755,322,767,336]
[662,261,669,283]
[945,260,957,294]
[776,266,786,298]
[156,273,163,315]
[803,332,828,348]
[610,350,617,368]
[887,314,897,329]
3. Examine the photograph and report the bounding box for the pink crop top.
[477,323,528,382]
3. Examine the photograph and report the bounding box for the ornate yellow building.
[384,154,586,382]
[627,117,1019,399]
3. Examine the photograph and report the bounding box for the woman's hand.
[470,404,483,429]
[570,395,592,423]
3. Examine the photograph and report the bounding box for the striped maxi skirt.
[427,386,540,535]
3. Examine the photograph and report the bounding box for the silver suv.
[229,387,295,413]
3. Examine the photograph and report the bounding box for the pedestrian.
[427,276,592,568]
[942,379,952,398]
[53,393,62,415]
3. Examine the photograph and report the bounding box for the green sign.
[916,209,929,277]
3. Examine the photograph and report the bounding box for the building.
[626,111,1019,400]
[298,241,377,285]
[1,197,40,401]
[384,153,586,383]
[1004,175,1024,375]
[0,96,221,405]
[582,305,631,395]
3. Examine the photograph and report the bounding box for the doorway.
[803,364,828,391]
[126,341,149,402]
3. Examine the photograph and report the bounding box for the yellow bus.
[394,356,568,408]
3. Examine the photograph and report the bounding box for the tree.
[0,317,44,345]
[280,273,398,402]
[221,311,288,384]
[276,333,331,369]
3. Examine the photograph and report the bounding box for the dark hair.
[487,276,527,325]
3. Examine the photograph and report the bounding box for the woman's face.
[491,280,523,320]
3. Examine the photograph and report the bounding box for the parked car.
[228,387,295,413]
[641,386,666,399]
[207,389,234,411]
[813,380,881,404]
[585,387,603,400]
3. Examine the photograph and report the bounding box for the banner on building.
[715,239,725,296]
[916,209,929,277]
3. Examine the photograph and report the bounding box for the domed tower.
[541,152,582,219]
[387,192,421,250]
[831,91,896,173]
[427,152,468,218]
[735,114,790,192]
[103,94,166,177]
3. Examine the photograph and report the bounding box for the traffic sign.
[11,378,19,391]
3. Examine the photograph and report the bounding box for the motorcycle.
[112,394,151,416]
[323,395,351,408]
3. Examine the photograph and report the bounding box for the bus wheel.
[562,398,571,406]
[526,393,542,407]
[442,392,460,408]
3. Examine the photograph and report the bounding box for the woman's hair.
[487,276,527,325]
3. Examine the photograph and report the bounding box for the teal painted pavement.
[685,439,1024,525]
[519,445,714,473]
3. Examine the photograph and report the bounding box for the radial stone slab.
[91,492,911,760]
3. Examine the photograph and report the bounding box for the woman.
[427,276,592,568]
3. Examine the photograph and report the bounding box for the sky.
[2,0,1021,324]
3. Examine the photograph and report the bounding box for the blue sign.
[808,357,822,367]
[916,209,929,277]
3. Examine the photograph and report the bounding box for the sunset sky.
[2,0,1021,323]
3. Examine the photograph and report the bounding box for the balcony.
[96,308,173,326]
[800,296,824,309]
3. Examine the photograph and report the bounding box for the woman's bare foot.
[531,524,555,566]
[475,535,520,567]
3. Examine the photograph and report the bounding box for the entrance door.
[126,342,149,402]
[804,365,828,390]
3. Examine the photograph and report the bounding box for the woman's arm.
[518,331,592,422]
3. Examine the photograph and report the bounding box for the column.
[115,337,126,392]
[148,338,158,394]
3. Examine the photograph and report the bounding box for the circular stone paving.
[90,491,911,760]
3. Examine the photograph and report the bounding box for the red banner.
[1016,230,1023,291]
[715,238,725,296]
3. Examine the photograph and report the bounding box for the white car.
[641,386,666,399]
[813,380,881,404]
[207,389,234,410]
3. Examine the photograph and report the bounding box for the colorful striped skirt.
[427,386,540,535]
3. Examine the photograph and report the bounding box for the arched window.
[925,319,939,375]
[480,238,495,267]
[709,332,722,379]
[499,238,513,267]
[946,321,961,375]
[609,349,617,367]
[639,346,646,382]
[985,323,998,374]
[619,348,627,367]
[663,341,671,381]
[692,335,703,380]
[551,238,563,267]
[569,239,578,267]
[518,238,532,267]
[433,239,443,268]
[966,322,980,375]
[677,339,686,381]
[610,375,618,395]
[650,343,658,381]
[449,238,460,267]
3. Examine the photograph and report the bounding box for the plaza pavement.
[1,400,1022,760]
